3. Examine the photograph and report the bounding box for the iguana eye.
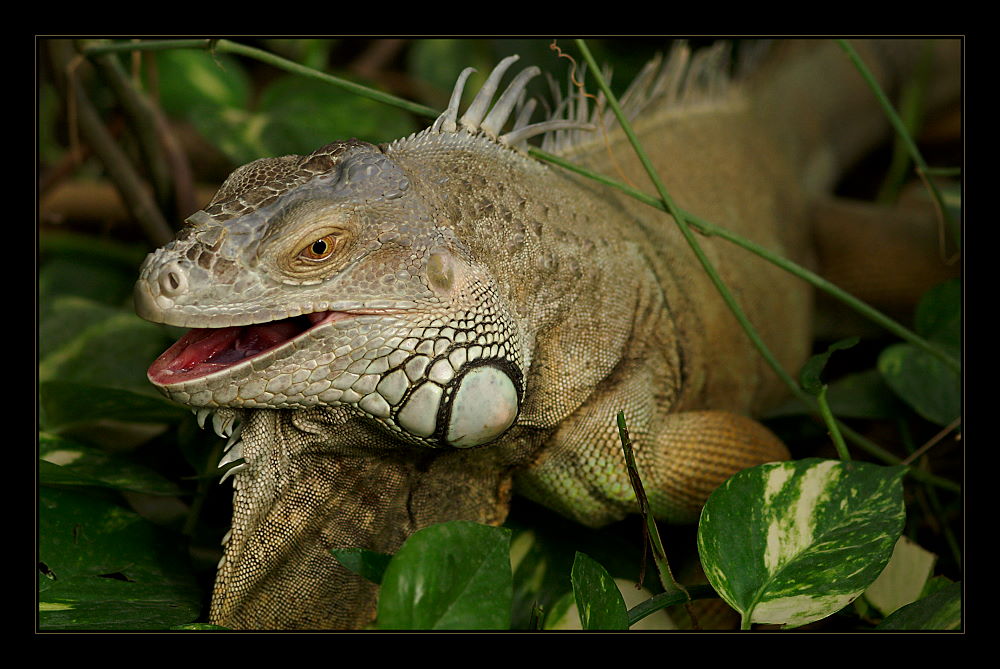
[275,224,351,280]
[298,234,340,262]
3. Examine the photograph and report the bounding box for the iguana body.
[133,39,959,629]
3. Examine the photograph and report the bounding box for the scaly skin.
[134,40,960,629]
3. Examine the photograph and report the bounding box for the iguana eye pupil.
[300,235,337,261]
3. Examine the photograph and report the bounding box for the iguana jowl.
[133,40,959,629]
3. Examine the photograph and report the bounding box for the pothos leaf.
[570,552,629,630]
[376,521,512,630]
[698,459,906,628]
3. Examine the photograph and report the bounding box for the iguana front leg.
[512,237,792,526]
[516,351,789,527]
[210,406,524,629]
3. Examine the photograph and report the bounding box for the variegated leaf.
[570,552,629,630]
[697,458,906,628]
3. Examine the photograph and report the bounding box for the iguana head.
[135,137,526,449]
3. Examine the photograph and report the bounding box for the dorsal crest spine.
[414,42,739,157]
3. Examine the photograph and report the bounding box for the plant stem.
[817,387,852,461]
[836,39,960,250]
[80,38,440,120]
[627,584,716,627]
[616,412,684,599]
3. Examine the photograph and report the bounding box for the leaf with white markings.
[697,459,906,629]
[570,552,629,630]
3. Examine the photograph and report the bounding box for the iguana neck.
[211,407,528,629]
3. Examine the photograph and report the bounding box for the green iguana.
[133,39,960,629]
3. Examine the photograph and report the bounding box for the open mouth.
[148,311,349,385]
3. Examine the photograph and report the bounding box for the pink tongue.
[148,317,312,385]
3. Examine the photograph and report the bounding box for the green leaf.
[876,580,962,630]
[39,433,183,496]
[878,342,960,426]
[504,504,658,629]
[38,307,176,395]
[376,521,512,630]
[330,547,392,585]
[39,257,137,310]
[697,458,906,628]
[39,381,188,432]
[921,574,956,597]
[39,230,148,274]
[570,552,629,630]
[800,337,860,395]
[187,105,270,167]
[257,75,416,153]
[39,296,121,361]
[151,48,251,118]
[877,279,961,426]
[407,39,493,104]
[147,48,255,167]
[915,279,960,348]
[185,73,418,167]
[766,369,905,420]
[39,488,201,630]
[823,370,906,419]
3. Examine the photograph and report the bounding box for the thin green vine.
[81,39,440,120]
[836,39,960,250]
[616,412,684,599]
